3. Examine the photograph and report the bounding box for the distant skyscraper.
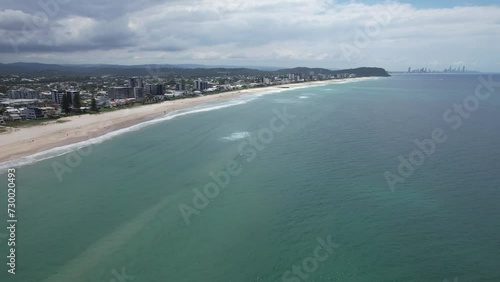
[408,67,411,73]
[462,66,466,72]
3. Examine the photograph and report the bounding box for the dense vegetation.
[0,63,390,79]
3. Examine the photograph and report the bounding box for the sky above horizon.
[0,0,499,71]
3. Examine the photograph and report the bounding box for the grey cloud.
[0,9,35,31]
[0,0,498,71]
[84,18,137,47]
[0,7,138,53]
[138,45,187,52]
[0,42,101,53]
[0,0,196,21]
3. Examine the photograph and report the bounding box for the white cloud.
[0,0,499,71]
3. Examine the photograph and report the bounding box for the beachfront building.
[3,107,22,121]
[194,79,209,91]
[97,97,112,108]
[145,84,153,95]
[165,91,186,99]
[27,107,44,119]
[134,87,144,99]
[144,84,165,96]
[108,87,134,100]
[176,82,186,91]
[39,91,52,100]
[7,88,39,99]
[1,99,38,107]
[66,91,79,103]
[25,107,56,119]
[51,90,79,104]
[153,84,164,96]
[19,108,28,119]
[51,90,65,104]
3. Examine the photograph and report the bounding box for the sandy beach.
[0,80,343,164]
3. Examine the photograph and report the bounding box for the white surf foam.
[333,76,383,84]
[221,132,251,141]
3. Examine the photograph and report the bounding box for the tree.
[73,93,81,111]
[90,96,98,112]
[62,94,71,114]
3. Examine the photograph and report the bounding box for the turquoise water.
[1,74,500,281]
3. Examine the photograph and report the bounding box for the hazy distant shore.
[0,78,358,164]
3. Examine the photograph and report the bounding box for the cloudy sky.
[0,0,499,71]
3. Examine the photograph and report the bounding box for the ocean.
[1,74,500,282]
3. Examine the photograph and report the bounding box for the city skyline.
[406,65,479,73]
[0,0,499,72]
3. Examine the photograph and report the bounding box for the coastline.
[0,78,362,165]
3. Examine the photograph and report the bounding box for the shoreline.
[0,78,368,165]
